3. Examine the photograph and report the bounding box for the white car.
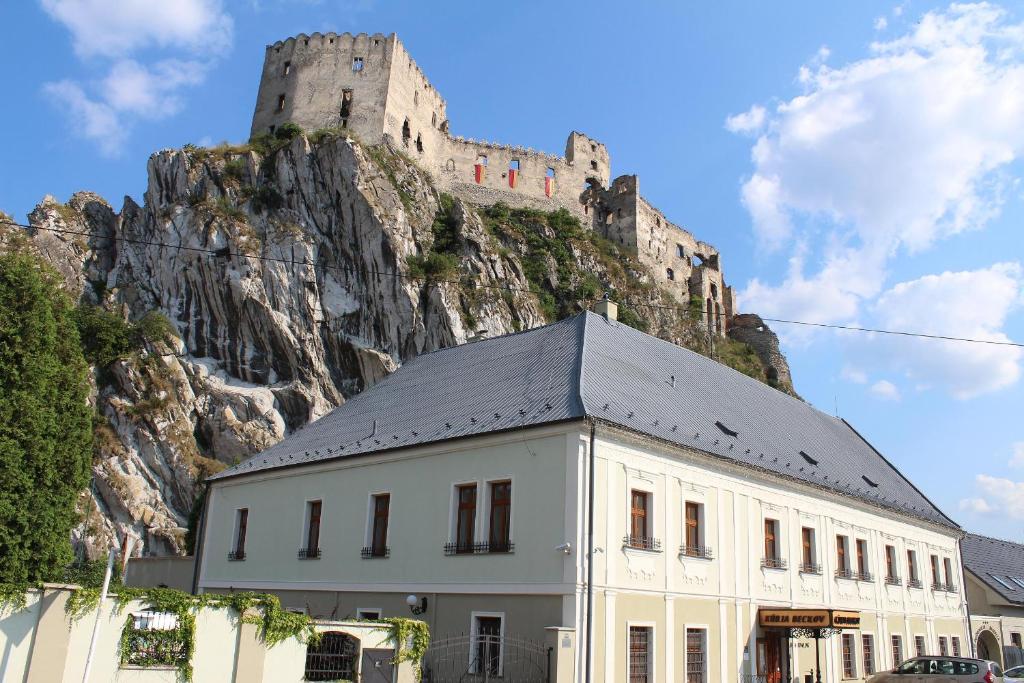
[867,656,1004,682]
[1005,665,1024,679]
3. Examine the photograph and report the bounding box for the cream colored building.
[963,533,1024,671]
[197,306,968,682]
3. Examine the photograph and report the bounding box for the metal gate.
[421,634,551,683]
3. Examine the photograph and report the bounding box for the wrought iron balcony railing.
[361,546,390,559]
[761,556,787,570]
[228,550,245,561]
[885,575,902,586]
[907,578,923,589]
[623,535,662,552]
[443,541,515,556]
[943,582,959,593]
[679,544,714,559]
[835,568,854,580]
[297,547,321,560]
[799,562,822,575]
[855,570,874,582]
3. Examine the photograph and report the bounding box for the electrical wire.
[3,217,1022,349]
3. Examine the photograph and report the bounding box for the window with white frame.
[626,489,659,551]
[800,526,819,573]
[914,635,926,657]
[363,493,390,558]
[938,636,948,656]
[629,625,652,682]
[951,636,961,657]
[470,613,503,676]
[841,633,857,679]
[836,534,852,578]
[891,634,903,666]
[449,483,477,554]
[356,608,382,620]
[299,500,322,559]
[229,508,247,560]
[685,628,706,683]
[862,634,875,675]
[682,502,709,558]
[487,480,512,553]
[762,518,784,568]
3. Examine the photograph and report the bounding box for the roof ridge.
[573,311,590,417]
[965,531,1024,548]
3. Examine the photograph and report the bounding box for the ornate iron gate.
[421,634,551,683]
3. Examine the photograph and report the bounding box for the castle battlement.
[250,33,735,334]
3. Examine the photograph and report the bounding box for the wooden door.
[757,637,783,683]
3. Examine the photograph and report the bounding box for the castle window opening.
[710,282,719,299]
[605,213,613,226]
[446,159,455,171]
[340,90,353,120]
[477,154,488,166]
[590,143,596,152]
[667,268,675,281]
[415,133,423,153]
[414,91,419,106]
[374,39,380,46]
[269,125,276,134]
[352,57,364,72]
[304,39,309,46]
[546,167,555,178]
[509,159,520,171]
[329,37,334,44]
[402,119,411,145]
[432,112,437,127]
[590,160,598,171]
[283,61,291,76]
[656,217,662,227]
[676,244,685,258]
[277,94,286,111]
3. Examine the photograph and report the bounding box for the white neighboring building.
[196,306,968,682]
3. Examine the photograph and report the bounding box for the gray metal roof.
[211,312,955,528]
[962,533,1024,604]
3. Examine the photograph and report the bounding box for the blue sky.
[1,1,1022,539]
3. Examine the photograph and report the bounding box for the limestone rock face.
[727,313,795,396]
[8,133,792,558]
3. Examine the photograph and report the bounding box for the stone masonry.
[251,32,735,334]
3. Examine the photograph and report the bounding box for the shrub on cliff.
[0,252,92,584]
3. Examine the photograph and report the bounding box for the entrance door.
[757,637,783,683]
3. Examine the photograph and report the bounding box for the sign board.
[758,609,861,630]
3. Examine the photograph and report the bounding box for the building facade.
[197,309,967,682]
[962,534,1024,671]
[250,32,734,332]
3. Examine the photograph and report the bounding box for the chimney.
[594,293,618,321]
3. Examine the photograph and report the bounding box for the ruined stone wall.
[383,36,449,167]
[251,33,396,141]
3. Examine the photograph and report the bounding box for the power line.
[4,218,1022,349]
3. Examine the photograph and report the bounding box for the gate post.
[545,626,577,683]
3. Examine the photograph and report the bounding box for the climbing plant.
[376,617,431,679]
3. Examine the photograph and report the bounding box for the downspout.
[190,482,212,595]
[585,420,596,683]
[957,534,975,657]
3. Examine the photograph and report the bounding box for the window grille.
[121,611,185,669]
[841,633,856,678]
[304,632,358,681]
[629,626,651,683]
[686,628,705,683]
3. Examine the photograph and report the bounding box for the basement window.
[714,421,738,438]
[799,451,819,466]
[352,57,364,72]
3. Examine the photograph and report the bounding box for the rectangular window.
[352,56,364,72]
[684,502,702,553]
[455,484,477,553]
[370,494,389,558]
[837,535,850,575]
[891,634,903,666]
[951,636,961,657]
[943,557,954,588]
[488,481,512,552]
[231,508,247,560]
[685,628,705,683]
[764,519,779,560]
[885,545,897,582]
[340,89,353,120]
[629,490,651,547]
[472,615,502,676]
[801,527,815,568]
[356,608,381,620]
[841,633,856,679]
[301,500,321,558]
[629,626,652,683]
[938,636,948,656]
[915,635,926,658]
[282,61,291,76]
[930,554,941,587]
[856,539,869,578]
[907,549,919,584]
[862,634,875,675]
[277,94,286,111]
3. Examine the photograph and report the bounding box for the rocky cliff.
[1,131,793,558]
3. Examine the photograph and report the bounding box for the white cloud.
[875,16,889,31]
[841,366,868,384]
[725,105,766,134]
[870,379,901,400]
[959,496,993,514]
[40,0,232,153]
[1011,441,1024,468]
[969,474,1024,520]
[864,262,1023,399]
[40,0,232,57]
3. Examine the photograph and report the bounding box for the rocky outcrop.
[4,132,793,557]
[727,313,795,395]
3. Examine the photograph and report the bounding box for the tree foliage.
[0,252,92,584]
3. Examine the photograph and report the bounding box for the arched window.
[676,244,685,258]
[305,632,359,681]
[666,268,675,281]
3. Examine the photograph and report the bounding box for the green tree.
[0,252,92,584]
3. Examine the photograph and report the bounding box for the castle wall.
[382,37,448,167]
[251,32,395,142]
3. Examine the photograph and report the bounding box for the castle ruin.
[251,32,735,334]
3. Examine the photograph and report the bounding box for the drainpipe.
[585,420,596,683]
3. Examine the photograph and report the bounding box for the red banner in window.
[508,169,517,189]
[474,164,484,184]
[545,176,554,197]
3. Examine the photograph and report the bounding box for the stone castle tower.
[252,32,735,334]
